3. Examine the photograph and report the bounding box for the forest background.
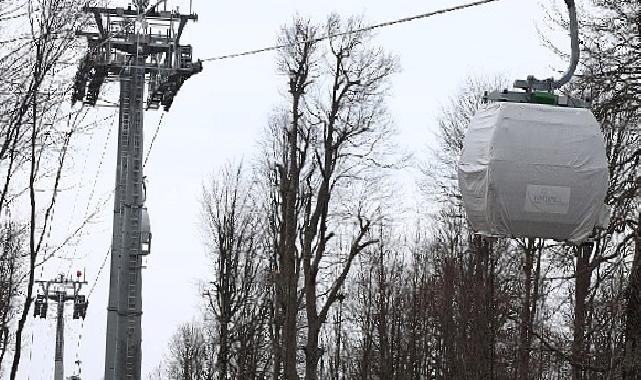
[0,0,638,379]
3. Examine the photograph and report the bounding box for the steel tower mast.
[73,2,201,379]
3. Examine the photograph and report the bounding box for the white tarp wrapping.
[458,102,608,243]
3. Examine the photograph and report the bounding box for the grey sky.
[18,0,572,378]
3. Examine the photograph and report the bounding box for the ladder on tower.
[124,63,145,379]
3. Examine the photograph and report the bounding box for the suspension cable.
[201,0,502,62]
[143,112,165,168]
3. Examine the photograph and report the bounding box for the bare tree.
[625,206,641,378]
[558,1,641,377]
[201,163,270,379]
[581,6,640,377]
[0,219,24,374]
[270,16,319,379]
[268,14,398,380]
[0,1,95,376]
[352,228,424,380]
[162,322,211,380]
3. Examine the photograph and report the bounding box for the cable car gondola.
[457,0,609,243]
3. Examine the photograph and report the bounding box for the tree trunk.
[218,318,228,379]
[9,64,40,379]
[271,291,283,380]
[572,242,592,380]
[623,212,641,379]
[0,228,18,372]
[529,241,543,376]
[281,176,300,380]
[280,68,305,380]
[304,318,322,380]
[478,237,495,380]
[376,245,392,380]
[282,252,299,380]
[360,269,374,380]
[517,239,535,380]
[218,251,229,379]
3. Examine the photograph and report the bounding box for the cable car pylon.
[33,273,88,380]
[72,1,201,379]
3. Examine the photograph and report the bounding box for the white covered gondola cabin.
[458,102,608,243]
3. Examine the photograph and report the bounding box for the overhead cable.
[143,112,165,168]
[75,246,110,376]
[202,0,502,62]
[88,248,111,300]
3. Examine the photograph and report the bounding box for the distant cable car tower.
[33,273,88,380]
[458,0,609,243]
[72,1,201,379]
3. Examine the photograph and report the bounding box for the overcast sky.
[17,0,573,378]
